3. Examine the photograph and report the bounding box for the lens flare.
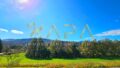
[14,0,39,10]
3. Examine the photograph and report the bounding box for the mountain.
[2,38,81,46]
[2,38,51,46]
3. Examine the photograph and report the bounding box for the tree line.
[26,38,120,59]
[0,39,25,55]
[0,39,2,53]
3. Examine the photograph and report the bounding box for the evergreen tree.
[26,38,37,58]
[26,38,50,59]
[35,38,50,59]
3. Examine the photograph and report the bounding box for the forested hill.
[2,38,81,46]
[2,38,51,46]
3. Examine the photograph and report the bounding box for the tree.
[79,41,92,58]
[63,45,73,58]
[49,40,64,58]
[26,38,120,59]
[49,41,80,58]
[0,39,3,53]
[26,38,37,58]
[26,38,50,59]
[35,38,50,59]
[79,40,99,58]
[71,43,80,58]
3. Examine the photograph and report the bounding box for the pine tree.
[26,38,50,59]
[36,38,50,59]
[26,38,37,58]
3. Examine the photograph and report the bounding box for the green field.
[0,53,120,68]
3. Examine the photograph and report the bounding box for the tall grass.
[0,62,120,68]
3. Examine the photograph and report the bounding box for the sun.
[14,0,39,10]
[15,0,31,10]
[17,0,29,4]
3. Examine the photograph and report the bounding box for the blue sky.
[0,0,120,41]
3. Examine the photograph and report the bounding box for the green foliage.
[79,39,120,58]
[26,38,50,59]
[26,38,120,59]
[6,54,22,67]
[0,39,3,53]
[49,40,64,58]
[49,41,80,58]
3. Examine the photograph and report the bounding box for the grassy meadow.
[0,53,120,68]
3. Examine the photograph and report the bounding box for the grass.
[0,53,120,68]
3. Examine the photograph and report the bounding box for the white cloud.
[0,28,8,32]
[95,29,120,37]
[11,30,24,35]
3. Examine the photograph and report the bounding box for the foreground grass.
[0,53,120,68]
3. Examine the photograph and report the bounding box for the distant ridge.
[2,38,81,46]
[2,38,50,46]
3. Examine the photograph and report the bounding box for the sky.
[0,0,120,41]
